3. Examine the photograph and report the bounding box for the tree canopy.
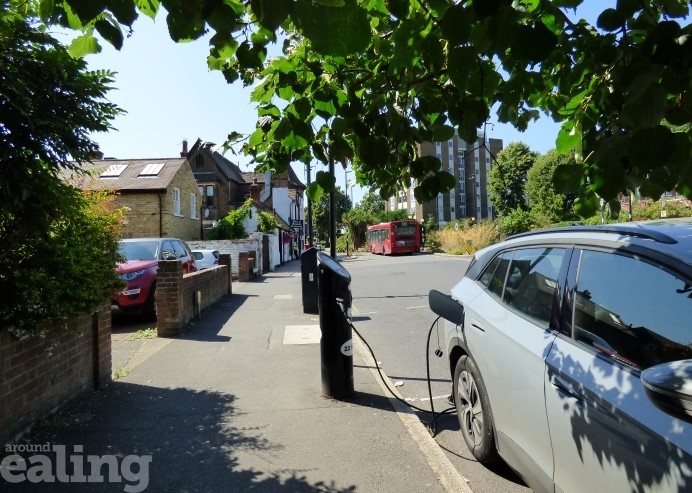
[487,142,538,216]
[1,4,124,333]
[25,0,692,216]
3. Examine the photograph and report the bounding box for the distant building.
[386,133,503,227]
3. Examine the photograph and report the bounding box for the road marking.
[405,394,451,403]
[406,305,429,310]
[273,294,293,299]
[353,335,473,493]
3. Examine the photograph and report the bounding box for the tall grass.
[435,221,500,255]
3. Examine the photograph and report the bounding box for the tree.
[1,5,124,333]
[526,150,579,224]
[342,207,375,250]
[358,192,386,219]
[21,1,692,215]
[488,143,538,216]
[310,188,351,244]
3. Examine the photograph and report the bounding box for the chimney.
[180,139,188,157]
[249,178,261,202]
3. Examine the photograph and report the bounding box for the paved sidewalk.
[5,258,471,492]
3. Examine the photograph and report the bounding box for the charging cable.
[338,303,456,437]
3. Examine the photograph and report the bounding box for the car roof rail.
[508,224,677,244]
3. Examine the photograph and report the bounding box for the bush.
[1,190,125,335]
[498,209,535,236]
[435,221,499,254]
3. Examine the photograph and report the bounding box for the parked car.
[192,249,219,269]
[113,238,197,320]
[429,219,692,493]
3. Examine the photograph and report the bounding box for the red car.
[113,238,197,320]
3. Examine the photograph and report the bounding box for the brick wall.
[156,254,232,337]
[188,238,263,279]
[0,306,111,445]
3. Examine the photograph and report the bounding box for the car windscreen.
[120,241,159,261]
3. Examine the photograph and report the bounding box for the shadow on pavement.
[7,381,357,492]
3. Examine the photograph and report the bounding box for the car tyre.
[143,283,156,322]
[453,355,500,464]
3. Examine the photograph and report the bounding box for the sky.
[55,1,606,205]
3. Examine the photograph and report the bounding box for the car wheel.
[143,284,156,322]
[453,355,500,464]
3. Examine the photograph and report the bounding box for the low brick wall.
[157,253,232,337]
[0,306,111,445]
[188,238,262,279]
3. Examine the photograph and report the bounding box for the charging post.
[300,247,318,314]
[317,251,354,399]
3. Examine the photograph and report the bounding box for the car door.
[546,248,692,493]
[461,246,568,491]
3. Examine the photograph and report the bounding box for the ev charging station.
[316,252,353,399]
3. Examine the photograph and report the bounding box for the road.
[344,252,531,493]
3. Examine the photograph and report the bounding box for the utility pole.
[306,162,314,247]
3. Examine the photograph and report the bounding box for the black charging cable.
[340,305,456,437]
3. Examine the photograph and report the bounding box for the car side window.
[479,251,513,298]
[172,241,188,259]
[503,247,567,326]
[160,240,177,260]
[573,250,692,370]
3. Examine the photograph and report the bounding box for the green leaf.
[106,0,138,26]
[94,19,124,50]
[315,170,336,192]
[291,0,372,56]
[432,125,454,142]
[166,9,205,42]
[573,190,600,218]
[622,84,667,129]
[359,136,390,168]
[66,0,104,23]
[512,23,557,63]
[627,125,674,172]
[135,0,159,20]
[553,163,582,194]
[556,123,581,154]
[306,182,324,202]
[448,46,476,93]
[251,0,293,30]
[68,33,102,57]
[439,4,472,45]
[597,8,624,32]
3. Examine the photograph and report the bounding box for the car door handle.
[550,373,583,403]
[470,323,485,333]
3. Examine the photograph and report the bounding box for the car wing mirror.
[641,359,692,424]
[428,289,464,326]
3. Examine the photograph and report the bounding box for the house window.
[195,154,204,168]
[205,185,214,207]
[191,193,198,219]
[173,187,182,216]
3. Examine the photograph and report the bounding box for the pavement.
[4,257,473,492]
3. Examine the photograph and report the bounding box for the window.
[100,164,127,177]
[173,187,181,216]
[140,163,165,176]
[205,185,215,207]
[479,251,513,298]
[573,250,692,369]
[503,248,567,326]
[191,193,198,219]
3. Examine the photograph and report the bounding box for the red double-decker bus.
[367,220,422,255]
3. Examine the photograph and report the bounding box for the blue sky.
[57,1,605,205]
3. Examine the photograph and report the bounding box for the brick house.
[184,139,306,258]
[65,157,202,240]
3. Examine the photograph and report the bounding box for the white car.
[192,250,219,269]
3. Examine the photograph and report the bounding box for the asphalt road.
[345,252,532,493]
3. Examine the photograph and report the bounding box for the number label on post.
[340,340,353,356]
